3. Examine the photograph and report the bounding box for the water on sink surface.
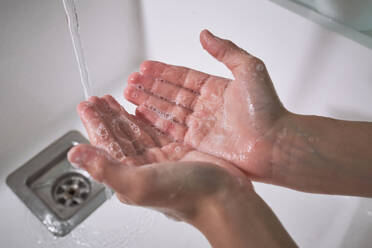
[25,197,155,248]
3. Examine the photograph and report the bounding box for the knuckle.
[251,56,264,65]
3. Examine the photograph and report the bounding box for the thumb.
[68,144,132,193]
[200,29,263,79]
[68,144,170,207]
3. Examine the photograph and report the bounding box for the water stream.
[62,0,92,100]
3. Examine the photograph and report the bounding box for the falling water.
[62,0,92,100]
[62,0,114,199]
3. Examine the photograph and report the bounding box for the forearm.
[273,113,372,196]
[190,190,297,248]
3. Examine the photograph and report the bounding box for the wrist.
[270,112,301,184]
[190,182,259,248]
[191,183,297,248]
[271,113,372,196]
[270,112,324,190]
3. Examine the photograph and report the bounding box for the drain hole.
[78,181,86,188]
[68,188,76,196]
[52,173,91,208]
[57,198,66,205]
[56,187,64,194]
[80,192,89,199]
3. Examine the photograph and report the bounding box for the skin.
[124,29,372,197]
[125,29,285,181]
[67,29,372,247]
[68,95,296,247]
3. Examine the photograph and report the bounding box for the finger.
[140,60,211,94]
[68,144,142,196]
[136,104,187,142]
[125,86,191,125]
[130,143,190,164]
[67,144,174,207]
[101,95,157,150]
[134,114,173,147]
[126,72,198,110]
[69,145,229,212]
[200,29,263,79]
[77,99,136,159]
[143,95,192,124]
[67,144,129,186]
[159,143,191,162]
[123,83,149,106]
[87,97,137,158]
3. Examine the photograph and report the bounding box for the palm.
[123,31,287,179]
[77,95,243,177]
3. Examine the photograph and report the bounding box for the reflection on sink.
[6,131,109,237]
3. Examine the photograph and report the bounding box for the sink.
[6,131,109,237]
[270,0,372,50]
[1,0,372,247]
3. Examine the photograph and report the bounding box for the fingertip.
[67,144,90,165]
[139,60,154,74]
[102,94,113,101]
[140,60,166,76]
[88,96,99,103]
[200,29,213,40]
[123,85,134,100]
[68,144,116,183]
[76,101,93,115]
[102,94,124,112]
[127,71,142,84]
[200,29,218,47]
[123,85,131,100]
[67,145,78,163]
[124,84,147,105]
[199,29,209,49]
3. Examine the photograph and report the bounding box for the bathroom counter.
[1,0,372,247]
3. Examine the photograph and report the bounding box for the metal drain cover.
[6,130,110,237]
[53,173,91,207]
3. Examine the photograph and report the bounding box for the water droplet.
[109,142,120,152]
[96,124,108,139]
[129,122,140,135]
[174,146,181,153]
[256,64,264,71]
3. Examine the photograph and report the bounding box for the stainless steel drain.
[52,173,91,207]
[6,130,110,237]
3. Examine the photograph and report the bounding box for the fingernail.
[67,147,81,165]
[71,162,81,169]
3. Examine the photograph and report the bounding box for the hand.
[124,30,288,181]
[68,95,252,220]
[67,95,295,247]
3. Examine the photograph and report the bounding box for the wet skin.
[124,30,372,196]
[68,29,372,247]
[68,94,296,248]
[125,30,286,180]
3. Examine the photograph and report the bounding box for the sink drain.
[52,173,91,207]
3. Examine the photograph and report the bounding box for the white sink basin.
[1,0,372,247]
